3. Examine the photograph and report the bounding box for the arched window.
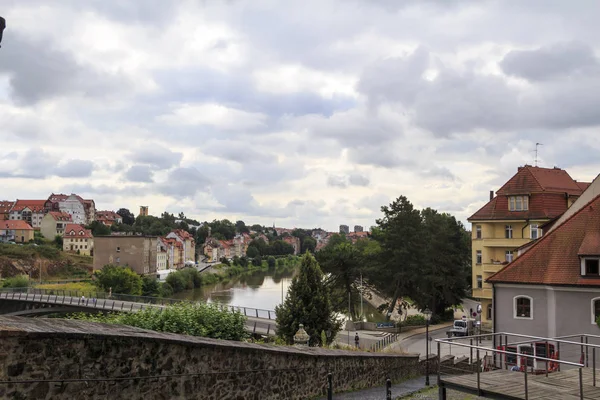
[591,298,600,324]
[513,296,532,319]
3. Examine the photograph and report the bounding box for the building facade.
[166,229,195,263]
[1,220,34,243]
[96,210,123,226]
[45,194,96,224]
[489,176,600,340]
[63,224,94,256]
[468,165,588,328]
[0,201,14,221]
[93,236,158,275]
[9,200,47,229]
[40,212,73,239]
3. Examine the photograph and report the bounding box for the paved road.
[396,327,494,359]
[316,376,426,400]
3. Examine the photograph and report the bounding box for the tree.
[53,234,63,249]
[116,208,135,225]
[370,196,424,319]
[267,256,276,269]
[302,236,317,253]
[250,224,263,233]
[275,253,341,346]
[235,220,250,234]
[246,245,260,259]
[94,265,143,295]
[142,275,161,297]
[86,221,111,236]
[195,224,210,245]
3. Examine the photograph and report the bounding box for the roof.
[170,229,194,241]
[0,201,14,214]
[11,200,46,213]
[469,192,571,221]
[577,182,592,191]
[2,220,33,230]
[47,212,72,222]
[487,192,600,286]
[64,224,93,239]
[496,165,584,196]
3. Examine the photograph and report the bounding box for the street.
[396,327,494,359]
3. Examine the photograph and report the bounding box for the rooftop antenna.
[534,143,543,167]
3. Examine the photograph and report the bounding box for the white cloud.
[158,103,268,130]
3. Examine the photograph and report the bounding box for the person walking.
[354,333,360,349]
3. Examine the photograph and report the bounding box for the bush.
[404,315,426,326]
[276,258,285,268]
[165,268,202,294]
[220,257,230,266]
[2,275,29,288]
[252,255,262,267]
[94,265,143,295]
[142,275,161,297]
[66,302,248,341]
[267,256,276,269]
[232,256,240,266]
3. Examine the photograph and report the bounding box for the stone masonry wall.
[0,317,422,400]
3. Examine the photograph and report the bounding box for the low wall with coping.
[0,317,425,399]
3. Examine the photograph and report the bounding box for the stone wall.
[0,317,423,400]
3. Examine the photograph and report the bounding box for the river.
[171,268,385,322]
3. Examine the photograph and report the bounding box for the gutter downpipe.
[492,283,497,352]
[521,218,529,240]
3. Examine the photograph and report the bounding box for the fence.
[369,333,400,352]
[0,287,277,319]
[435,332,597,400]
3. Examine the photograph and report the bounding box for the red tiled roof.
[577,182,592,191]
[496,166,583,196]
[487,193,600,286]
[0,201,14,214]
[2,220,33,230]
[47,211,72,222]
[64,224,93,239]
[578,231,600,256]
[219,240,233,249]
[11,200,46,213]
[469,193,570,221]
[171,229,194,241]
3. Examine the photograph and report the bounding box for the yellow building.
[63,224,94,256]
[468,165,589,329]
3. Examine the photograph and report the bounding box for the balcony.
[481,238,530,248]
[472,287,493,299]
[482,262,509,274]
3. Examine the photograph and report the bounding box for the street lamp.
[424,308,433,386]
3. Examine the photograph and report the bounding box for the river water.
[172,268,384,322]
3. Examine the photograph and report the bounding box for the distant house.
[203,237,220,262]
[0,220,34,243]
[0,201,14,221]
[282,235,301,255]
[166,229,195,263]
[156,237,168,271]
[93,236,159,275]
[96,211,123,226]
[9,200,47,229]
[160,237,183,269]
[488,174,600,338]
[45,193,96,225]
[40,212,73,239]
[63,224,94,256]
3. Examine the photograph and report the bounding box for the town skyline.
[3,2,600,232]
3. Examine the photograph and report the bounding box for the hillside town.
[0,193,368,276]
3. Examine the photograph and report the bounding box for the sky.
[2,0,600,232]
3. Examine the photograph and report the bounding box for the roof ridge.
[525,165,544,192]
[488,191,600,283]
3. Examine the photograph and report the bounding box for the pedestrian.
[81,295,85,304]
[354,333,360,348]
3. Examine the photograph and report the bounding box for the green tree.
[195,224,210,245]
[53,234,63,249]
[235,220,250,234]
[94,265,143,295]
[142,275,161,297]
[252,255,262,267]
[267,256,276,269]
[275,253,341,346]
[246,245,260,259]
[86,221,111,236]
[250,224,263,233]
[302,236,317,253]
[2,275,29,288]
[116,208,135,225]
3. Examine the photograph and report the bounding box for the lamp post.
[424,308,433,386]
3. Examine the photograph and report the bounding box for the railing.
[369,333,399,352]
[436,332,588,400]
[0,287,277,320]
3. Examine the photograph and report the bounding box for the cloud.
[130,145,183,169]
[156,167,211,198]
[158,103,268,130]
[327,172,370,188]
[54,159,95,178]
[124,165,154,183]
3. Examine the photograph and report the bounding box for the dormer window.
[582,258,600,276]
[509,196,529,211]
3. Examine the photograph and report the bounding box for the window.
[487,304,493,320]
[509,196,529,211]
[476,250,482,264]
[476,275,483,288]
[591,298,600,324]
[531,224,540,240]
[586,259,600,275]
[116,257,120,263]
[514,296,532,319]
[505,250,514,263]
[505,225,513,239]
[116,246,121,252]
[476,225,482,239]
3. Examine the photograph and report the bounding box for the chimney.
[490,191,494,201]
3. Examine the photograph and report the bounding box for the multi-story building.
[93,235,159,275]
[354,225,364,233]
[156,237,168,271]
[0,201,14,221]
[339,225,350,234]
[9,200,47,229]
[468,165,589,328]
[40,212,73,239]
[63,224,94,256]
[160,237,183,269]
[96,210,123,226]
[44,194,96,224]
[166,229,195,263]
[1,220,34,243]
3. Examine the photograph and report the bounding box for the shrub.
[2,275,29,288]
[94,265,143,295]
[220,257,230,266]
[404,315,426,326]
[267,256,276,269]
[252,256,262,267]
[276,258,285,268]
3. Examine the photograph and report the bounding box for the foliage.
[53,235,63,249]
[2,275,29,288]
[267,256,276,269]
[275,253,341,346]
[251,255,262,267]
[33,231,46,245]
[404,315,426,326]
[250,224,263,233]
[276,258,285,268]
[116,208,135,225]
[66,302,248,340]
[94,265,143,295]
[165,268,202,293]
[235,220,250,234]
[86,221,111,236]
[36,281,96,292]
[246,245,260,259]
[0,243,61,260]
[219,257,230,266]
[302,236,317,253]
[142,275,161,297]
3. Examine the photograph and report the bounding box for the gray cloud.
[130,145,183,169]
[124,165,154,183]
[54,160,95,178]
[348,173,370,186]
[156,167,211,198]
[327,173,370,188]
[500,42,598,81]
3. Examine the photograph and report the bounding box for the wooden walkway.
[441,368,600,399]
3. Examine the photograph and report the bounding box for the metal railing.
[436,332,588,400]
[0,287,277,320]
[369,333,399,352]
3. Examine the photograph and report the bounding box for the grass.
[35,282,97,293]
